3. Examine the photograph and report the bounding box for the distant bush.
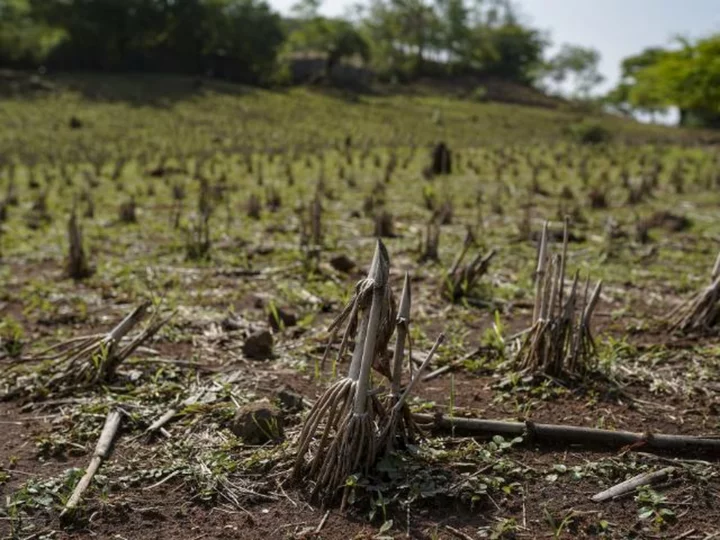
[471,85,489,102]
[569,121,613,145]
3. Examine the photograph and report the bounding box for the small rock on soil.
[330,254,356,273]
[230,402,284,444]
[242,330,273,360]
[268,307,297,331]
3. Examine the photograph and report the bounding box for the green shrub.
[569,121,613,145]
[471,85,489,102]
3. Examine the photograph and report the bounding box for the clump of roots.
[514,219,602,378]
[667,252,720,334]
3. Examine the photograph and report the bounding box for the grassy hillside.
[0,73,712,161]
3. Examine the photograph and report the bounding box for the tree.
[628,34,720,127]
[206,0,285,83]
[604,46,667,120]
[620,47,665,79]
[0,0,64,65]
[434,0,470,68]
[291,0,321,19]
[547,44,604,98]
[21,0,284,82]
[285,17,369,78]
[480,22,547,84]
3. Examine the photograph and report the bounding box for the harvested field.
[0,75,719,540]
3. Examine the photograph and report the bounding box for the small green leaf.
[638,508,654,520]
[379,520,393,534]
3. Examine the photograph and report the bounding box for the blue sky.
[269,0,720,92]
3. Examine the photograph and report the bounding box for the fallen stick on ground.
[60,409,122,520]
[591,467,675,502]
[144,393,204,438]
[413,413,720,455]
[422,347,481,382]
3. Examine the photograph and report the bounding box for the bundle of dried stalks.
[380,274,444,451]
[515,219,602,377]
[295,241,442,507]
[2,303,173,400]
[667,252,720,334]
[443,230,495,301]
[294,241,394,505]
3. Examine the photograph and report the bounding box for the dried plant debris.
[443,229,496,302]
[294,240,443,506]
[66,208,94,280]
[1,302,173,401]
[667,251,720,334]
[513,219,602,378]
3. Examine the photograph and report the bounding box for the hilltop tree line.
[605,34,720,128]
[0,0,718,127]
[0,0,591,87]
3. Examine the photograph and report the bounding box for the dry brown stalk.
[443,230,495,301]
[415,413,720,455]
[419,220,440,263]
[295,241,443,507]
[515,219,601,378]
[67,208,93,280]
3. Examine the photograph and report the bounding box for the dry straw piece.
[515,218,602,377]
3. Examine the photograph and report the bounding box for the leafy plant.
[636,487,676,530]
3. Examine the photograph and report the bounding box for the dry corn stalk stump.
[514,218,602,379]
[294,240,444,507]
[666,251,720,334]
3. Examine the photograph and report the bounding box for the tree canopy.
[545,44,604,98]
[0,0,556,87]
[606,35,720,128]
